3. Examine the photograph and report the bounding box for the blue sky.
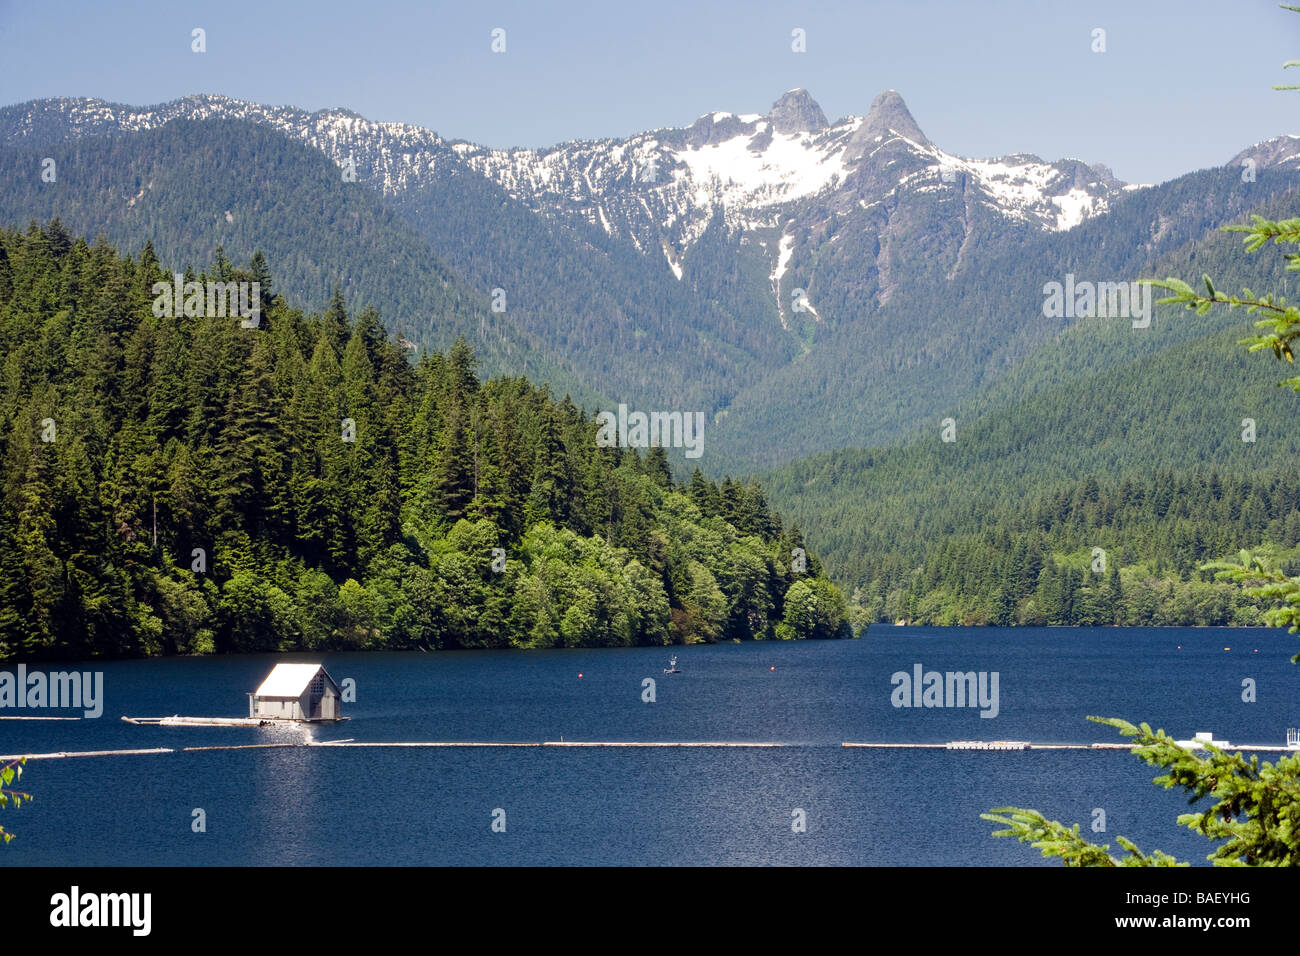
[0,0,1296,184]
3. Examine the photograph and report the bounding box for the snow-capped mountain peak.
[0,88,1134,308]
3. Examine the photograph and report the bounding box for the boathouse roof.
[252,663,336,699]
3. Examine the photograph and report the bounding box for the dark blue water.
[2,627,1296,865]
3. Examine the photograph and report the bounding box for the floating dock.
[312,741,539,748]
[4,738,1297,761]
[842,741,1133,750]
[121,715,348,727]
[842,740,1300,752]
[541,740,787,748]
[0,747,174,760]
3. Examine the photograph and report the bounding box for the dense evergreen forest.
[763,309,1300,627]
[765,312,1300,628]
[0,222,849,662]
[833,468,1300,627]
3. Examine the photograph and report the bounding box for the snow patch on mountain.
[664,243,683,279]
[672,128,848,209]
[1052,188,1099,230]
[770,233,796,329]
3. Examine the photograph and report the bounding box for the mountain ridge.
[3,90,1299,473]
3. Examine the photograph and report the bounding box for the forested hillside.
[390,163,798,414]
[0,223,848,662]
[0,118,603,409]
[710,171,1300,469]
[818,466,1300,627]
[761,199,1300,627]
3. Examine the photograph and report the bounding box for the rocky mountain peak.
[860,89,929,146]
[1227,134,1300,171]
[768,88,828,135]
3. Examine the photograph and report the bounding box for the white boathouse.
[248,663,344,722]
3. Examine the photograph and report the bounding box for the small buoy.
[770,666,776,671]
[1224,647,1231,651]
[1177,645,1182,649]
[578,673,583,678]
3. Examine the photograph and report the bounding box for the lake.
[2,626,1297,866]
